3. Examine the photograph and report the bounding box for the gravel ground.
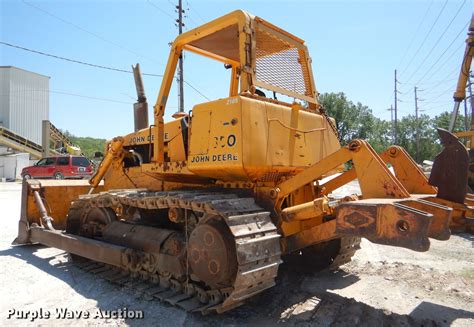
[0,182,473,326]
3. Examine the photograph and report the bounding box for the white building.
[0,66,50,145]
[0,153,30,181]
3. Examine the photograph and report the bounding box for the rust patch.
[344,211,372,228]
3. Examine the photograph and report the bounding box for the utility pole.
[394,69,398,144]
[176,0,185,116]
[387,105,394,143]
[414,86,420,163]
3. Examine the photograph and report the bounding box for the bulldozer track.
[67,189,282,314]
[330,236,361,269]
[66,189,361,314]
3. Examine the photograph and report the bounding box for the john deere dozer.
[14,11,473,314]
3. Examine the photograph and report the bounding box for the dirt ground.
[0,182,473,326]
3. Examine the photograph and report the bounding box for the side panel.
[188,108,212,157]
[188,96,341,182]
[242,97,341,181]
[188,97,245,180]
[265,103,324,167]
[165,119,186,162]
[241,98,268,180]
[122,119,186,162]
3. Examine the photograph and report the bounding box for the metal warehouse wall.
[0,66,50,144]
[0,68,10,127]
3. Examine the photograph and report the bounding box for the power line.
[0,41,163,77]
[1,41,211,101]
[22,0,160,65]
[399,0,449,77]
[147,0,176,21]
[51,90,133,104]
[187,0,206,23]
[405,0,467,84]
[429,66,460,90]
[399,41,464,90]
[414,16,468,86]
[421,83,456,96]
[3,88,133,105]
[185,13,199,28]
[425,87,456,99]
[421,77,458,86]
[183,80,210,101]
[397,0,434,70]
[423,102,454,111]
[422,41,465,83]
[399,76,458,88]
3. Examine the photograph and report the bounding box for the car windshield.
[71,157,90,167]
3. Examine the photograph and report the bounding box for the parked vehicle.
[21,155,92,180]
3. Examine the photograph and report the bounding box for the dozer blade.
[13,179,103,245]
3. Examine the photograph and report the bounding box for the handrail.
[0,126,42,152]
[0,123,86,158]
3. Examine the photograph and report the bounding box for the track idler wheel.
[188,220,237,288]
[66,203,116,238]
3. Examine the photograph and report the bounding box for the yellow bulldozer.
[13,10,474,314]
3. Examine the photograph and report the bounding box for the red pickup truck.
[21,155,93,180]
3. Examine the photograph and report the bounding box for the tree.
[397,114,439,162]
[432,111,467,133]
[319,92,390,152]
[319,92,466,163]
[61,130,106,158]
[367,118,392,153]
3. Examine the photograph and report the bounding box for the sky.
[1,0,472,139]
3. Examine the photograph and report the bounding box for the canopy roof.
[172,10,318,104]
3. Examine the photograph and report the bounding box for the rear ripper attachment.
[275,134,472,254]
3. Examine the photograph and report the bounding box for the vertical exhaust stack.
[132,63,149,132]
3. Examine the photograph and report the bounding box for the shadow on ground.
[1,244,473,326]
[456,232,474,244]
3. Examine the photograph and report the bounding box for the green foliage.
[397,114,439,162]
[319,92,392,153]
[62,130,106,158]
[319,92,468,163]
[432,111,468,132]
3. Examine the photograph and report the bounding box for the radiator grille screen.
[255,26,313,100]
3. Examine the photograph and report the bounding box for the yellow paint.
[187,96,340,182]
[18,10,468,253]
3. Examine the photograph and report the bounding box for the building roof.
[0,66,50,79]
